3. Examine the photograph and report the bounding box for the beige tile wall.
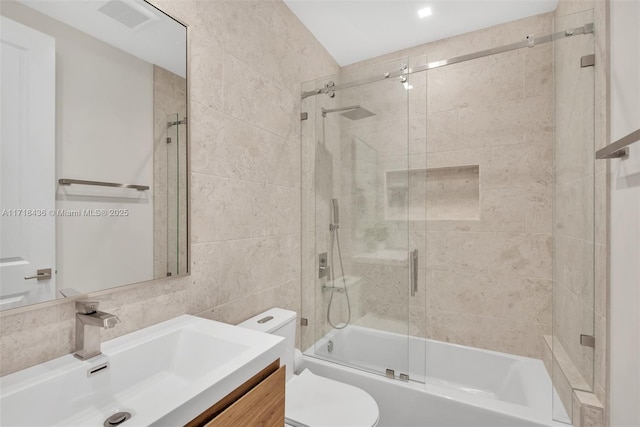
[0,0,339,376]
[153,65,188,279]
[551,0,609,424]
[553,9,597,400]
[301,13,555,359]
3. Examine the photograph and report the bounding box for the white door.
[0,17,56,310]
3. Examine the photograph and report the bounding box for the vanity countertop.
[0,315,284,426]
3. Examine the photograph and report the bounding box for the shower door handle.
[410,249,418,297]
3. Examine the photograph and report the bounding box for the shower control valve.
[319,252,330,279]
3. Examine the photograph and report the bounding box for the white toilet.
[238,308,380,427]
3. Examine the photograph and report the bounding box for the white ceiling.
[17,0,186,77]
[283,0,558,66]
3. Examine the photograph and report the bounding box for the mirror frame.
[0,1,191,316]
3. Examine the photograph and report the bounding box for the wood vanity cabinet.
[185,360,285,427]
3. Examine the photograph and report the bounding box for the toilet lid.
[285,369,379,427]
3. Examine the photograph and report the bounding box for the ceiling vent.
[98,0,156,29]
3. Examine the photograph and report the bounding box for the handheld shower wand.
[326,197,350,329]
[331,198,340,229]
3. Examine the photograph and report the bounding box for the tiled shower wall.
[0,0,339,376]
[302,13,555,359]
[152,65,187,279]
[552,0,608,422]
[419,15,554,358]
[553,6,598,410]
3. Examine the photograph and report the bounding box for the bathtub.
[303,325,569,427]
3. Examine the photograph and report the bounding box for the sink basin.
[0,315,284,426]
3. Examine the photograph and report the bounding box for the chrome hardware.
[399,75,408,83]
[59,178,149,191]
[324,81,336,98]
[167,118,186,127]
[602,147,630,159]
[103,412,132,427]
[76,300,100,314]
[331,198,340,226]
[301,112,308,121]
[322,285,345,293]
[596,129,639,159]
[258,315,274,324]
[87,362,110,377]
[385,368,395,379]
[74,301,120,360]
[24,268,52,281]
[410,249,418,297]
[300,317,308,326]
[399,373,409,382]
[301,23,594,100]
[580,334,595,348]
[581,54,595,67]
[319,253,330,278]
[319,265,331,278]
[400,63,408,71]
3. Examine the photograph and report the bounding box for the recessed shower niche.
[385,165,480,220]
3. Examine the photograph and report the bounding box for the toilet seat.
[285,369,379,427]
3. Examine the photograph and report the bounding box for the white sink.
[0,315,284,426]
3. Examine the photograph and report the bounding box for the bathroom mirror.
[0,0,189,311]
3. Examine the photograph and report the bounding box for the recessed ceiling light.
[418,7,432,19]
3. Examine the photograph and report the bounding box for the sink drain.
[103,412,131,427]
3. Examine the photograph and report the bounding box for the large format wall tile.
[426,309,550,358]
[457,96,553,150]
[191,104,299,188]
[553,283,595,386]
[0,0,339,376]
[192,173,300,243]
[223,53,299,141]
[427,270,552,324]
[425,231,552,279]
[427,51,524,113]
[319,12,556,361]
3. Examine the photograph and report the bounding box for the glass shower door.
[552,9,596,424]
[305,58,425,383]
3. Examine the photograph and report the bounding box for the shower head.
[321,105,375,121]
[340,107,375,121]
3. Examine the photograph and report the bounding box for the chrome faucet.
[74,301,120,360]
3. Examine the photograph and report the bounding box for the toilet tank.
[237,308,297,382]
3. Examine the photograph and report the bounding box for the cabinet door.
[205,365,285,427]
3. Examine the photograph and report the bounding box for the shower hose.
[327,225,351,329]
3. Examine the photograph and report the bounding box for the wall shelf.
[385,165,480,221]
